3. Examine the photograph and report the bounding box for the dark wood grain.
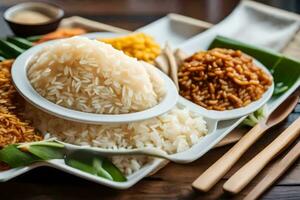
[0,0,299,200]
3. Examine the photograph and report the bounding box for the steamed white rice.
[25,103,208,175]
[27,36,165,114]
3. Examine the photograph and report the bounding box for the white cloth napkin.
[180,0,300,54]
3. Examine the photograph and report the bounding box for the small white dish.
[177,54,274,121]
[11,35,179,124]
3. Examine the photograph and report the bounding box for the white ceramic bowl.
[178,59,274,121]
[11,35,178,124]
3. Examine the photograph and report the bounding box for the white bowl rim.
[11,35,179,124]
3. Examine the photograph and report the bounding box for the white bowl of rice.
[12,36,178,124]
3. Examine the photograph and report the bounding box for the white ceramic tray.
[1,0,300,189]
[0,15,211,187]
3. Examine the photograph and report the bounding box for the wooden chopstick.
[223,116,300,194]
[168,13,213,29]
[244,140,300,200]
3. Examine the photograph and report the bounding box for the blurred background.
[1,0,300,34]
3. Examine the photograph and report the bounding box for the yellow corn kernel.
[99,33,161,63]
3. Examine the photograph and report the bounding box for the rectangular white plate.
[1,0,300,189]
[0,12,211,188]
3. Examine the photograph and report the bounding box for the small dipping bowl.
[3,2,64,37]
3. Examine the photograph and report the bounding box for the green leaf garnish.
[27,145,65,160]
[17,140,65,160]
[0,140,126,182]
[272,57,300,96]
[93,158,113,180]
[243,105,267,127]
[26,35,43,42]
[65,151,127,182]
[0,145,40,168]
[65,157,97,175]
[102,158,127,182]
[274,83,289,95]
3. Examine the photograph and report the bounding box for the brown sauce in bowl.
[10,10,51,25]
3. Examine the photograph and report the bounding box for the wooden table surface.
[0,0,299,199]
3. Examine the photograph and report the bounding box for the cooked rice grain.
[28,36,166,114]
[25,103,208,175]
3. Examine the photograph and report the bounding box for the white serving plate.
[2,31,278,188]
[2,1,300,189]
[10,29,274,163]
[11,35,178,124]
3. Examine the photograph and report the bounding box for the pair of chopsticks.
[244,140,300,200]
[192,93,300,198]
[223,116,300,193]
